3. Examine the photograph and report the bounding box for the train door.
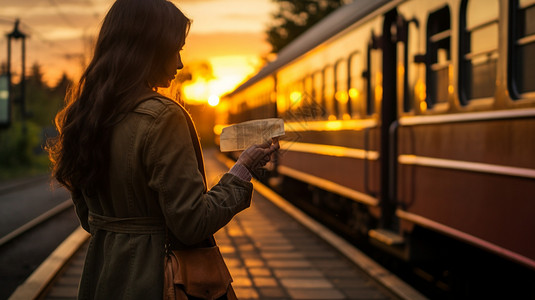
[368,7,416,255]
[378,10,399,231]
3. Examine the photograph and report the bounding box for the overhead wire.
[1,0,104,81]
[47,0,79,29]
[82,0,102,20]
[0,18,83,79]
[1,0,104,63]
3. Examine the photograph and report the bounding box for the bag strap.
[174,100,207,188]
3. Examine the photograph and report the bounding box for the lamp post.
[6,19,27,132]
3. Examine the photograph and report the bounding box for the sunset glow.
[0,0,276,106]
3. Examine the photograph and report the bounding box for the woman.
[47,0,278,299]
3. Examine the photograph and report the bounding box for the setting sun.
[208,95,220,107]
[181,55,265,105]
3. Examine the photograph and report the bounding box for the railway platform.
[10,148,426,300]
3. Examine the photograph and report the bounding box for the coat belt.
[88,212,165,234]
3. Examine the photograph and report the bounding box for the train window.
[303,75,320,120]
[304,75,313,117]
[396,16,411,113]
[288,81,301,115]
[335,59,349,119]
[511,0,535,97]
[324,65,335,119]
[276,85,289,118]
[313,71,325,118]
[426,6,451,109]
[304,75,313,102]
[459,0,499,104]
[239,100,249,122]
[349,52,362,118]
[367,32,382,116]
[290,78,313,120]
[229,97,238,124]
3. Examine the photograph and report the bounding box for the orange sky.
[0,0,276,104]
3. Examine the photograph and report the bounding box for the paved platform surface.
[41,149,399,300]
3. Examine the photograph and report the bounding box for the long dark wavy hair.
[47,0,191,194]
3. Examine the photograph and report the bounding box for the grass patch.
[0,154,51,181]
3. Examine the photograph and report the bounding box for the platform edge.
[216,152,428,300]
[8,226,90,300]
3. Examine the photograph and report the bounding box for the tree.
[28,62,44,88]
[0,64,72,173]
[23,64,68,127]
[267,0,350,53]
[52,72,73,97]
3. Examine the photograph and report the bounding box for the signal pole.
[6,19,27,132]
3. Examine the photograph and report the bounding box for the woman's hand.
[236,138,280,172]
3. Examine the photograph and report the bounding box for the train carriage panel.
[396,115,535,268]
[394,0,535,269]
[216,0,535,277]
[275,10,387,208]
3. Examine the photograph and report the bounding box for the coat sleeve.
[71,190,90,232]
[144,104,253,246]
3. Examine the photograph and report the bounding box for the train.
[214,0,535,296]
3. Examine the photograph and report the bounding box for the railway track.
[0,200,73,248]
[0,178,79,300]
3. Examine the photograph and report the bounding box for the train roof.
[226,0,392,97]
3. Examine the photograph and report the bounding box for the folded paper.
[220,118,284,152]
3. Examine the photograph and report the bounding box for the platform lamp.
[2,19,28,131]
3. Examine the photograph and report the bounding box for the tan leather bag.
[164,246,237,300]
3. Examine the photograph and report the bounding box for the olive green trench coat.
[72,92,253,299]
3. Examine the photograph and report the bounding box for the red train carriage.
[215,0,535,289]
